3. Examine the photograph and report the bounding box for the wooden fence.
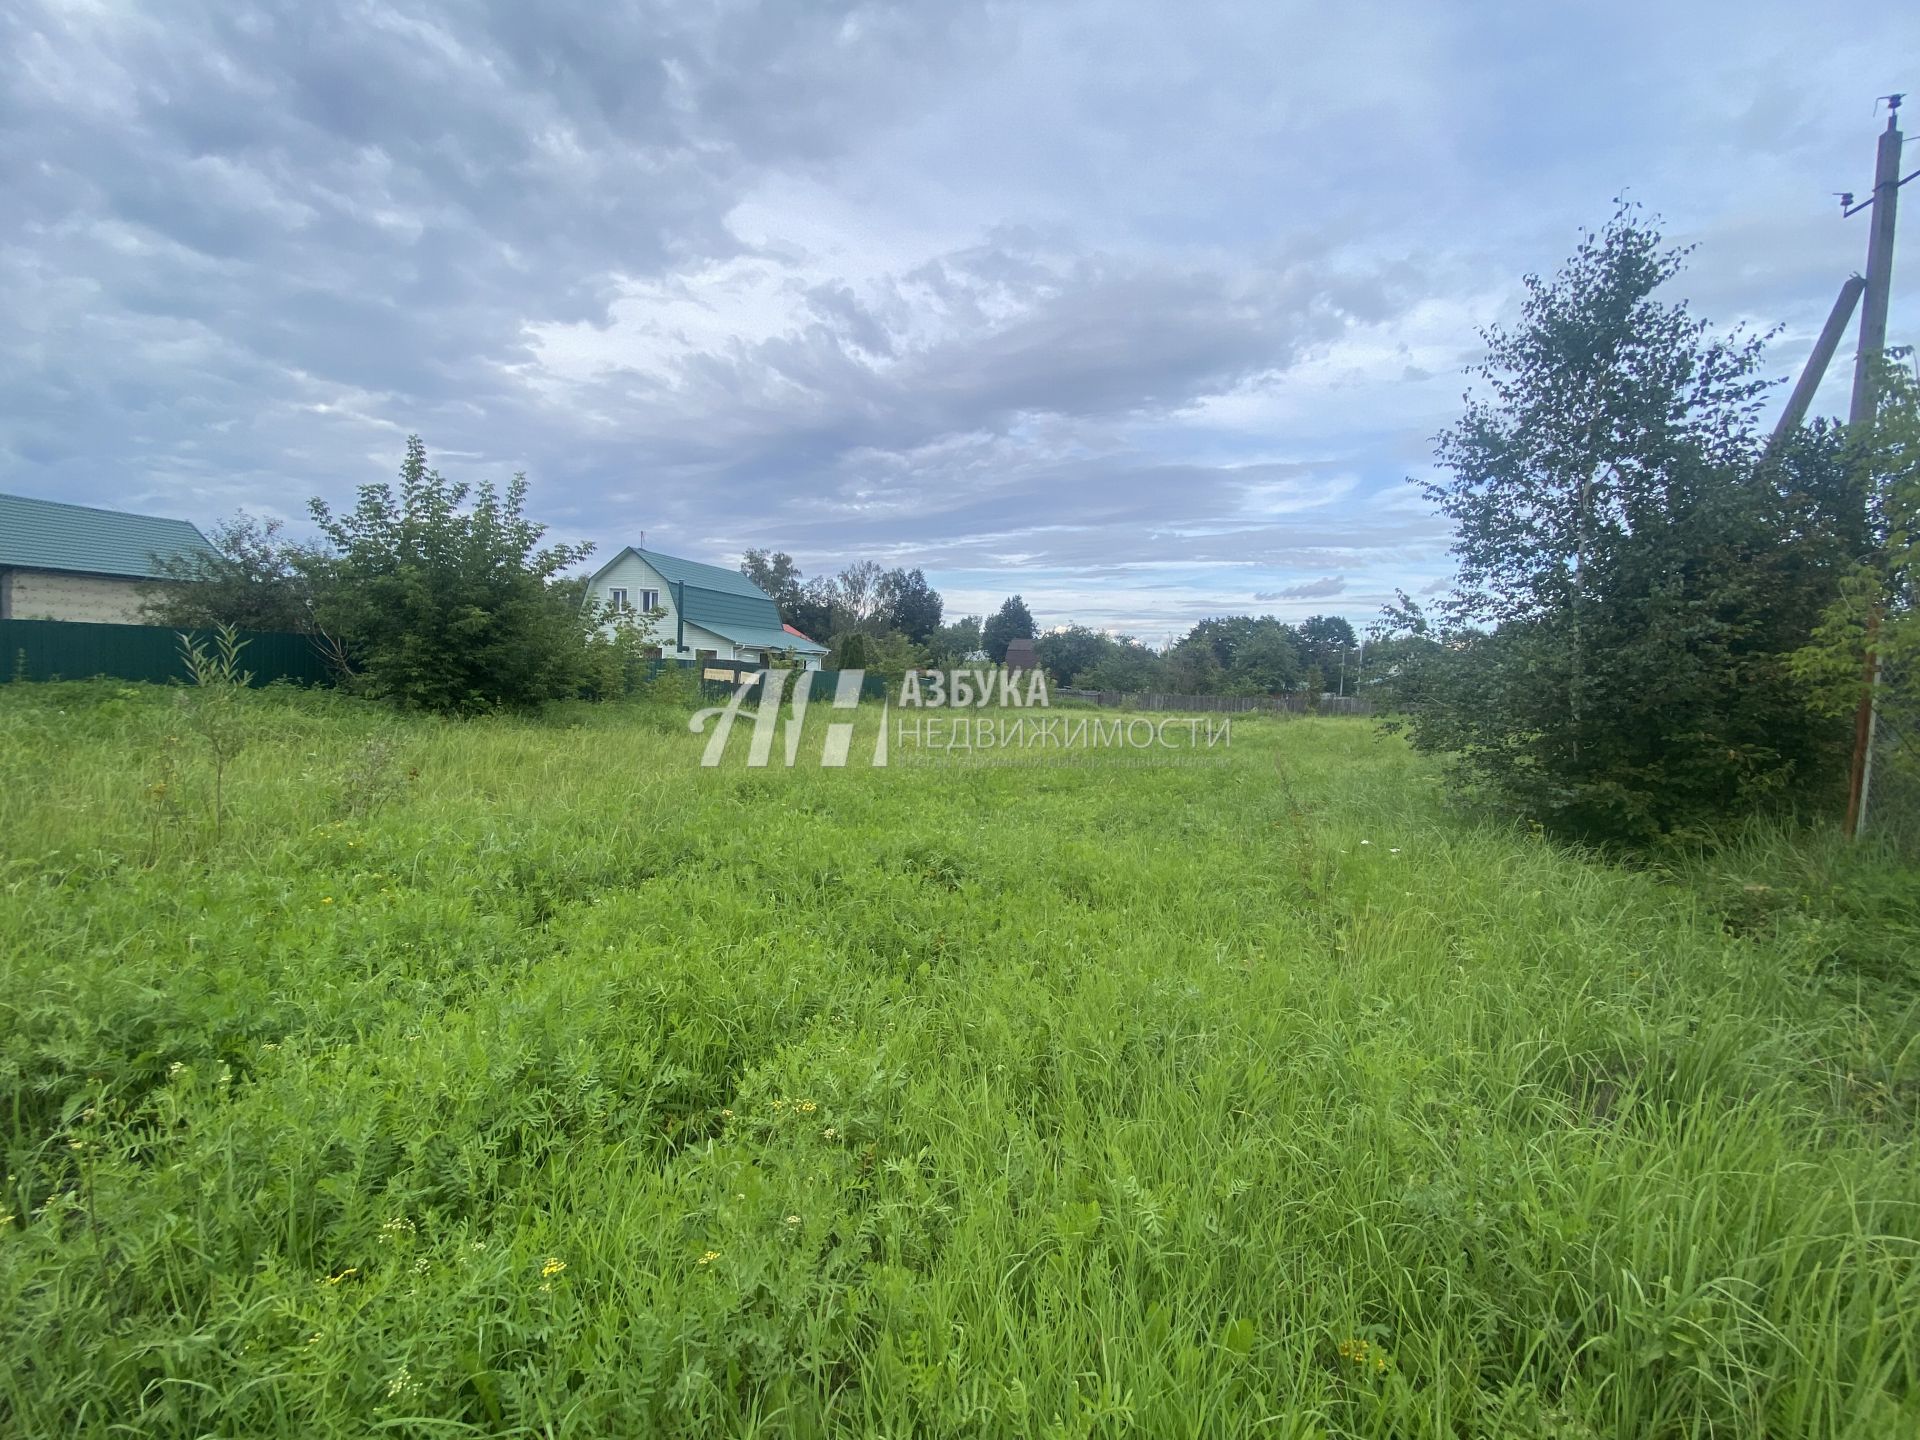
[1056,687,1371,716]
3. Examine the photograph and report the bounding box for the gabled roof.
[0,491,216,579]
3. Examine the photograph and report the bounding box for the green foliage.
[1295,614,1358,685]
[1077,635,1167,692]
[1790,356,1920,808]
[1164,636,1223,693]
[1363,590,1442,715]
[739,548,806,614]
[740,552,945,652]
[869,630,927,680]
[925,614,983,666]
[143,511,319,633]
[982,595,1036,662]
[1023,626,1173,693]
[574,606,669,701]
[1174,615,1323,696]
[832,630,875,672]
[875,567,943,643]
[174,624,253,845]
[307,437,597,714]
[1,683,1917,1436]
[1405,206,1852,846]
[1032,624,1111,686]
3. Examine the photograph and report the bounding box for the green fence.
[0,619,334,688]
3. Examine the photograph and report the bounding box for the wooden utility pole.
[1843,96,1909,839]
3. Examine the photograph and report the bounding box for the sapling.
[176,624,253,846]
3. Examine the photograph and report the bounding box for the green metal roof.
[708,620,830,655]
[0,491,216,579]
[632,547,771,601]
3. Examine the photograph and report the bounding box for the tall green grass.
[1,682,1915,1437]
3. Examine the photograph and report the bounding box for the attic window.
[640,588,660,612]
[608,587,629,612]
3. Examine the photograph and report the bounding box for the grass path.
[1,684,1916,1437]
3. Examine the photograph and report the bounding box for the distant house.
[0,492,217,625]
[584,545,830,670]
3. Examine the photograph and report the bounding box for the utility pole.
[1849,100,1906,423]
[1768,276,1863,448]
[1843,94,1911,839]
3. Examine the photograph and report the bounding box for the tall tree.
[982,595,1036,662]
[876,566,944,643]
[1410,206,1850,844]
[1163,638,1223,694]
[1034,625,1112,686]
[1231,621,1301,694]
[1183,616,1259,671]
[1079,637,1167,692]
[787,577,839,643]
[740,550,806,613]
[1293,615,1357,681]
[833,560,886,630]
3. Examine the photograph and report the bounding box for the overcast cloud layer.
[4,1,1916,637]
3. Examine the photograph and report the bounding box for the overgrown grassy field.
[2,683,1917,1438]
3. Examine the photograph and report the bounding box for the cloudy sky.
[4,1,1916,639]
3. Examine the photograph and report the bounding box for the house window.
[640,588,660,612]
[608,587,629,612]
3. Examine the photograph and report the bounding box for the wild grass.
[1,682,1916,1438]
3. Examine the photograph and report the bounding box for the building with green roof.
[0,492,217,625]
[583,545,830,669]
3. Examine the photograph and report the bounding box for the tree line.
[735,552,1366,698]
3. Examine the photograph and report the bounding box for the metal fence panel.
[0,619,334,687]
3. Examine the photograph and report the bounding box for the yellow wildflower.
[323,1267,358,1285]
[696,1250,721,1266]
[320,897,334,905]
[1336,1337,1388,1374]
[540,1256,566,1279]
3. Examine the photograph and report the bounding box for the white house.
[584,545,830,670]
